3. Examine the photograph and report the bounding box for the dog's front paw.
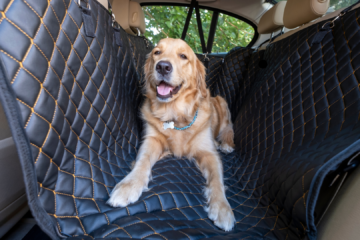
[206,199,235,231]
[107,175,147,207]
[220,143,234,153]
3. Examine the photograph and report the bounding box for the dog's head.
[144,38,207,103]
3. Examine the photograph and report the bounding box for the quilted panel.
[196,54,223,92]
[233,8,360,240]
[127,35,153,110]
[0,0,141,237]
[1,0,360,239]
[197,48,254,120]
[233,50,263,116]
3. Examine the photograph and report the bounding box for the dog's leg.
[218,125,235,153]
[196,151,235,231]
[214,140,220,150]
[214,96,234,153]
[107,137,164,207]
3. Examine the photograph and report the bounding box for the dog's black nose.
[156,61,172,75]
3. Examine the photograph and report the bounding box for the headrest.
[112,0,131,34]
[97,0,108,8]
[284,0,330,29]
[258,1,286,34]
[128,1,146,35]
[111,0,145,35]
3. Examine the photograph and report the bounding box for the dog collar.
[163,109,199,130]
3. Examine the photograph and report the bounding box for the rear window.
[142,5,255,53]
[328,0,358,12]
[212,13,255,52]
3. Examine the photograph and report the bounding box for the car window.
[184,8,212,53]
[212,13,255,53]
[276,0,358,13]
[143,6,189,44]
[142,5,255,53]
[328,0,358,12]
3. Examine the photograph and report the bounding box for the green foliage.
[212,13,255,52]
[329,0,358,10]
[143,6,255,53]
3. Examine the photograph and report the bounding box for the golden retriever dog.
[107,38,235,231]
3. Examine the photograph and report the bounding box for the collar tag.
[163,121,174,130]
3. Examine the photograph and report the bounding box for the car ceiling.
[133,0,274,26]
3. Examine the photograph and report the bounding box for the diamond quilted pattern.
[197,48,254,120]
[0,1,360,240]
[233,9,360,240]
[127,34,153,108]
[1,0,140,237]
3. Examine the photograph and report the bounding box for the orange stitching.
[110,223,132,238]
[178,231,191,240]
[103,213,110,224]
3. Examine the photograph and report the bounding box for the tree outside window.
[143,6,255,53]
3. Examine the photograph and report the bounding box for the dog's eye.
[180,54,187,59]
[154,51,161,55]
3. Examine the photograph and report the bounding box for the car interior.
[0,0,360,239]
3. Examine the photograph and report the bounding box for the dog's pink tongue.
[157,82,174,96]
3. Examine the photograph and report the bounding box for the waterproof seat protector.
[0,1,360,240]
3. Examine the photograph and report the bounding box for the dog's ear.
[196,58,207,98]
[144,52,153,81]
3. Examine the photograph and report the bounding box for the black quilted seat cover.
[127,34,153,109]
[1,0,360,240]
[233,9,360,239]
[197,48,254,121]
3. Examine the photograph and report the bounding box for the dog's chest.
[163,129,194,156]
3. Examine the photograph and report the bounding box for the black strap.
[206,11,219,53]
[181,0,196,40]
[194,1,206,53]
[311,0,360,46]
[79,0,95,38]
[113,23,123,47]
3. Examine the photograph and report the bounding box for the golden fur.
[107,38,235,231]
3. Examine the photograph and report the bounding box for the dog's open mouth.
[156,81,181,99]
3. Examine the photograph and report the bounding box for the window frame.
[141,2,259,53]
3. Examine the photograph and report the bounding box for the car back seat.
[202,47,254,121]
[234,1,360,239]
[112,0,154,134]
[0,0,360,240]
[213,1,287,119]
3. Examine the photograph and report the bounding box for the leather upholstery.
[0,1,360,240]
[258,1,286,34]
[97,0,108,8]
[112,0,146,36]
[284,0,330,29]
[128,1,146,35]
[112,0,133,35]
[234,8,360,239]
[197,47,255,121]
